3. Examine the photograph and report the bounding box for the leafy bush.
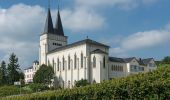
[75,79,90,87]
[28,83,49,92]
[0,85,30,97]
[2,67,170,100]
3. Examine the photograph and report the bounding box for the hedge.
[0,85,31,97]
[2,67,170,100]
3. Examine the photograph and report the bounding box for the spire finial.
[48,0,51,9]
[58,0,60,11]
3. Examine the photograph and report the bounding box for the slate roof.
[44,8,54,34]
[142,58,153,65]
[138,59,146,66]
[33,60,39,64]
[109,57,154,66]
[123,57,136,63]
[24,66,33,70]
[48,39,109,54]
[54,10,64,36]
[109,57,125,63]
[91,49,108,54]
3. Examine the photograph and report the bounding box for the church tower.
[39,5,67,65]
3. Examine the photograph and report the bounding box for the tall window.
[57,58,59,71]
[74,54,77,69]
[68,55,70,70]
[52,59,54,69]
[103,56,106,68]
[81,53,83,68]
[63,56,65,70]
[93,56,96,68]
[112,65,114,71]
[54,63,56,74]
[48,60,50,66]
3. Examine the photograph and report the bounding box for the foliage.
[0,61,7,85]
[0,85,31,97]
[33,64,54,84]
[2,66,170,100]
[162,56,170,64]
[7,53,21,85]
[28,83,49,92]
[75,79,90,87]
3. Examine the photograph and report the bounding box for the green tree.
[7,53,21,84]
[33,64,54,84]
[162,56,170,64]
[75,79,90,87]
[0,61,7,85]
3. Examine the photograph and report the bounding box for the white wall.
[39,34,67,65]
[47,44,88,88]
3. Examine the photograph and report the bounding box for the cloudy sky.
[0,0,170,69]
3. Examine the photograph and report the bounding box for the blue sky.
[0,0,170,69]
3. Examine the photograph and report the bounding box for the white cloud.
[110,24,170,56]
[61,8,105,32]
[0,4,44,69]
[0,3,106,69]
[75,0,158,10]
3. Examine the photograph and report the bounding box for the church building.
[24,6,157,88]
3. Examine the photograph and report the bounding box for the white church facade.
[24,7,157,87]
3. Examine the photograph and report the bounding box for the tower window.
[53,43,62,46]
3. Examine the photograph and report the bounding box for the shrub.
[2,66,170,100]
[75,79,90,87]
[0,85,30,97]
[28,83,49,92]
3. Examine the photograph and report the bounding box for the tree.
[75,79,90,87]
[33,64,54,84]
[0,61,7,85]
[7,53,21,84]
[162,56,170,64]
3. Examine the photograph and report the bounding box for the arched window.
[103,57,106,68]
[52,59,54,69]
[93,79,96,84]
[81,53,83,68]
[63,56,65,70]
[54,62,56,74]
[57,58,59,71]
[112,65,114,71]
[74,54,77,69]
[93,56,96,68]
[48,60,50,66]
[68,80,71,88]
[68,55,70,70]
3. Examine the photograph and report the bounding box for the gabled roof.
[123,57,136,63]
[142,58,154,65]
[91,49,108,54]
[138,59,146,66]
[109,57,125,63]
[44,8,54,34]
[33,60,39,64]
[48,39,109,54]
[24,66,33,70]
[54,10,64,36]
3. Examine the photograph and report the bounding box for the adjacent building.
[24,61,39,84]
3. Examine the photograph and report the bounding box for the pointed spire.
[54,10,64,36]
[44,8,54,34]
